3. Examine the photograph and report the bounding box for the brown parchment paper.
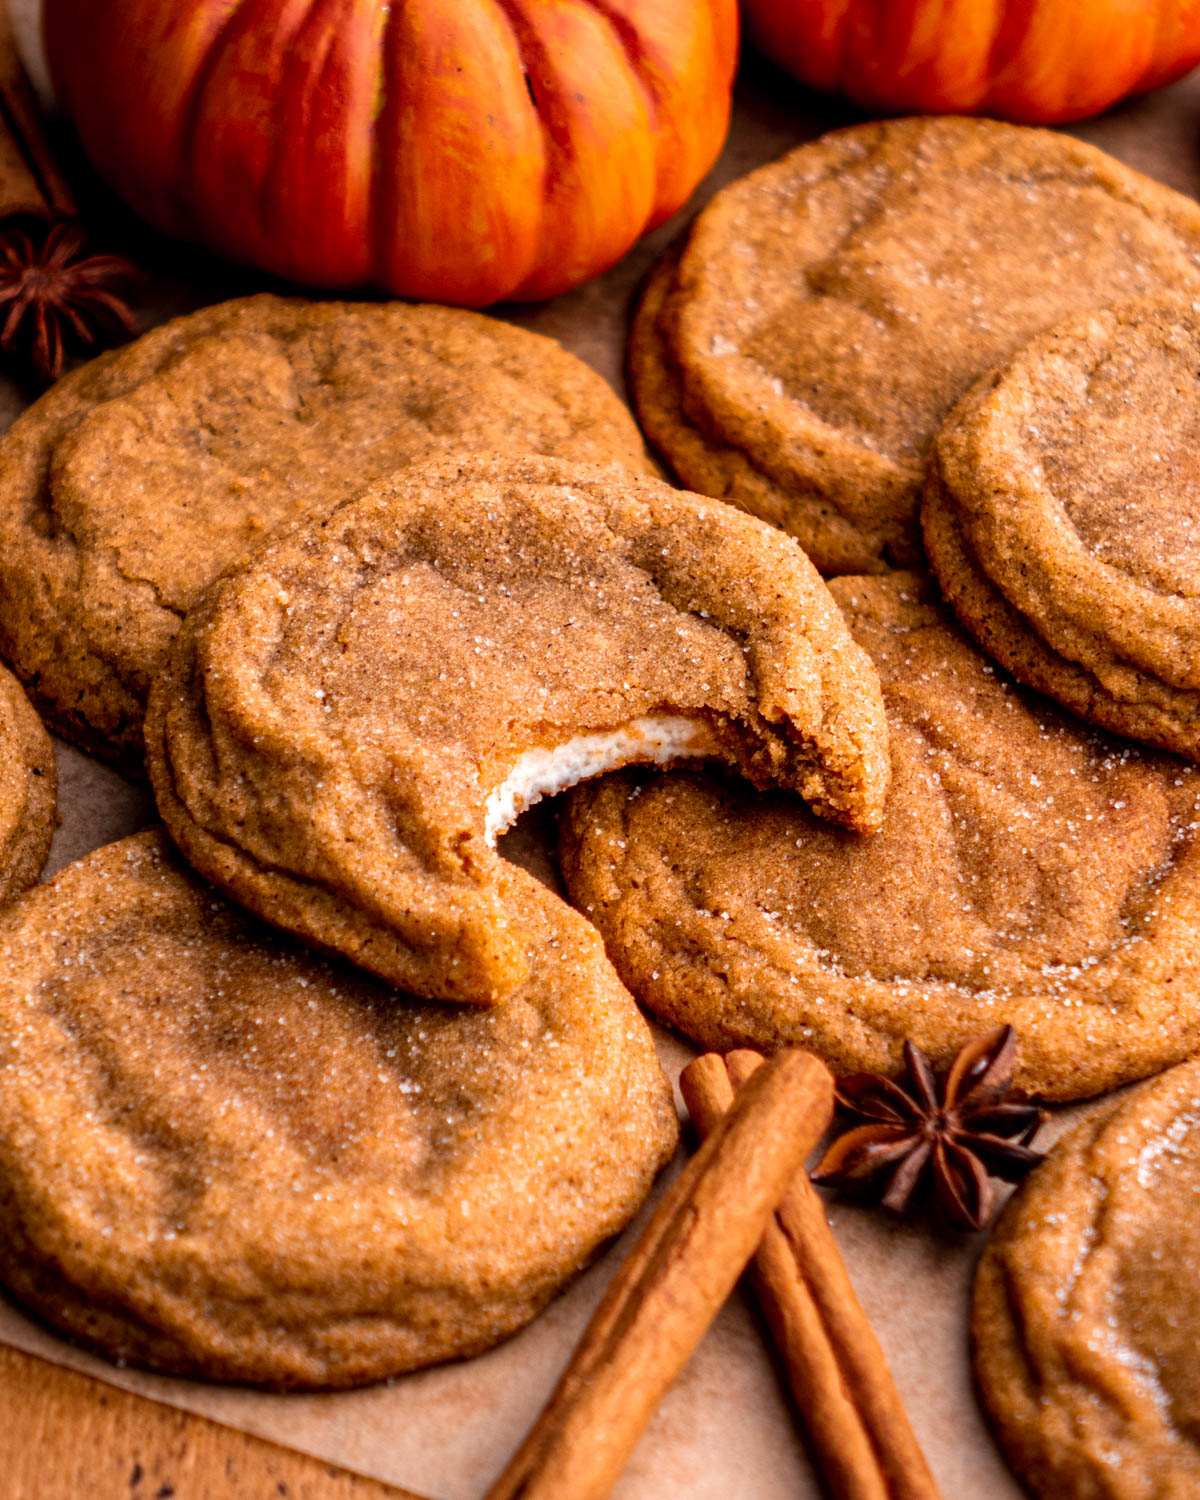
[4,4,1200,1494]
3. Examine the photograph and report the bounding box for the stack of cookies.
[608,114,1200,1499]
[0,109,1194,1499]
[0,287,898,1392]
[577,115,1200,1101]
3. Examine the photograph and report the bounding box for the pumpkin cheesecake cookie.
[925,296,1200,760]
[973,1058,1200,1498]
[0,830,676,1389]
[0,664,55,903]
[559,572,1200,1100]
[146,454,889,1006]
[0,293,649,770]
[631,117,1200,573]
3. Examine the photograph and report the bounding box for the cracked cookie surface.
[631,117,1200,573]
[559,573,1200,1099]
[974,1058,1200,1498]
[925,296,1200,759]
[0,294,647,770]
[146,454,888,1005]
[0,830,676,1389]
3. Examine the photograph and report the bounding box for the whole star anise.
[0,211,139,386]
[811,1026,1046,1232]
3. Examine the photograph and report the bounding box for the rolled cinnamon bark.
[683,1049,942,1500]
[0,1,74,214]
[683,1052,888,1500]
[484,1047,834,1500]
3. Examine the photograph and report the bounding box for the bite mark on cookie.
[484,716,718,843]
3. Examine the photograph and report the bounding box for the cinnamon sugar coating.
[925,296,1200,759]
[146,455,888,1005]
[0,663,54,904]
[974,1058,1200,1498]
[0,831,676,1390]
[631,118,1200,573]
[559,573,1200,1100]
[0,294,648,769]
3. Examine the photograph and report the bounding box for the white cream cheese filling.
[484,715,718,845]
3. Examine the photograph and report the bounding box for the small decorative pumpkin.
[745,0,1200,124]
[44,0,738,304]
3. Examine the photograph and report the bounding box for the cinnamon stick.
[0,0,74,215]
[484,1048,835,1500]
[0,1,140,386]
[682,1049,942,1500]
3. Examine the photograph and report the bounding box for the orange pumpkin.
[43,0,738,304]
[746,0,1200,123]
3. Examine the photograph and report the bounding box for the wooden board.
[0,1344,427,1500]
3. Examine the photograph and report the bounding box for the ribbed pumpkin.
[746,0,1200,124]
[44,0,738,303]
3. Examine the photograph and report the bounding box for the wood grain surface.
[0,1344,427,1500]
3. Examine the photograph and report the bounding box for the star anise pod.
[810,1026,1046,1232]
[0,211,139,387]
